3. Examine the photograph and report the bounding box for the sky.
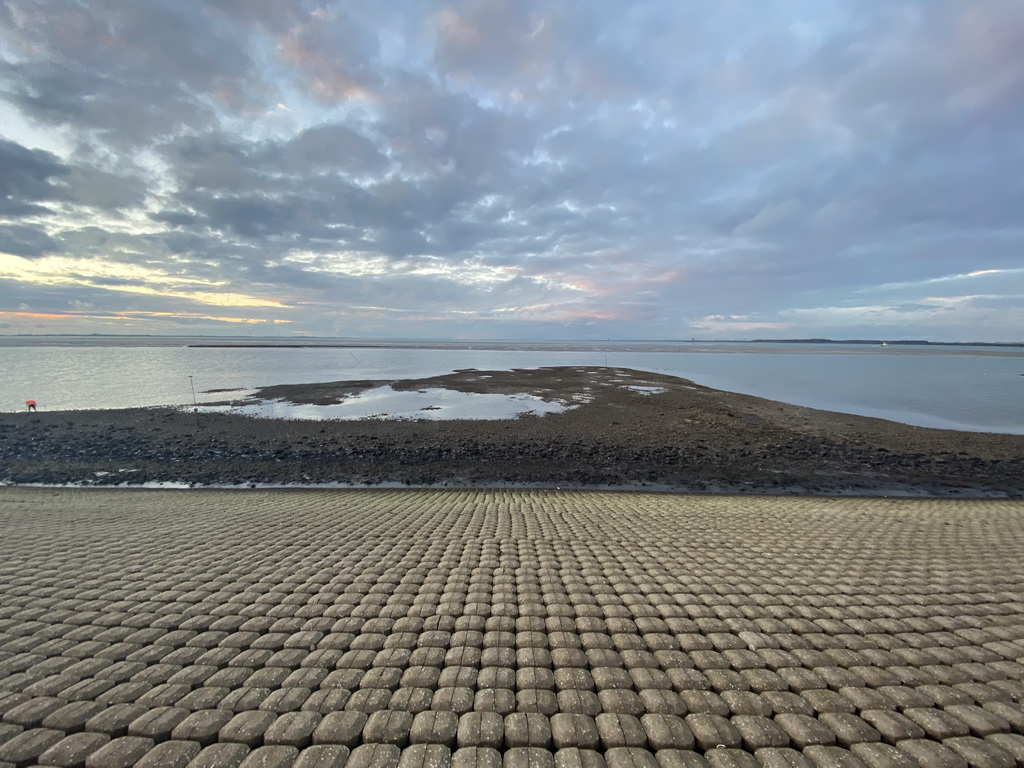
[1,1,1023,341]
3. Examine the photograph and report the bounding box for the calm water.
[1,337,1022,434]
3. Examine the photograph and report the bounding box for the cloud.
[0,139,67,216]
[0,224,61,257]
[0,1,1022,340]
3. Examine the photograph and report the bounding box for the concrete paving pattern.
[0,487,1022,768]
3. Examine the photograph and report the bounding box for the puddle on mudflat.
[624,385,669,395]
[200,385,577,421]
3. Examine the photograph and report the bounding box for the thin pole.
[189,375,200,428]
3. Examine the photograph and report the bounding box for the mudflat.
[1,366,1021,495]
[0,487,1022,767]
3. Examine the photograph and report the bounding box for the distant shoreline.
[0,333,1021,348]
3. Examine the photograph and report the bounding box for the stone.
[640,715,694,751]
[134,739,202,768]
[802,745,870,768]
[859,711,926,745]
[127,707,190,742]
[503,713,552,749]
[396,743,452,768]
[817,713,883,748]
[36,731,110,768]
[292,745,350,768]
[553,748,607,768]
[704,748,762,768]
[503,747,555,768]
[458,713,504,750]
[683,714,742,751]
[596,714,647,750]
[237,745,301,768]
[603,746,659,767]
[264,713,322,749]
[363,711,414,747]
[187,743,251,768]
[451,747,502,768]
[41,701,106,734]
[84,736,155,768]
[941,737,1015,768]
[0,727,65,766]
[346,743,401,768]
[220,711,279,748]
[773,714,837,748]
[895,739,968,768]
[753,748,814,768]
[312,712,367,747]
[654,750,711,768]
[730,715,789,750]
[849,742,925,768]
[410,711,459,748]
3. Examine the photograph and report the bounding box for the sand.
[0,486,1022,767]
[1,366,1021,495]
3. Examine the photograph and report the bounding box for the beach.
[1,367,1021,495]
[0,486,1022,767]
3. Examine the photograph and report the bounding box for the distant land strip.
[185,338,1024,348]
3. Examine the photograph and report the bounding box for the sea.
[1,336,1022,435]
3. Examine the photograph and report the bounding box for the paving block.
[36,731,110,768]
[639,714,694,751]
[458,712,504,750]
[451,746,502,768]
[703,748,761,768]
[504,746,555,768]
[134,739,201,768]
[942,737,1016,768]
[40,702,106,734]
[984,735,1024,766]
[0,727,65,766]
[803,745,870,768]
[603,746,659,767]
[553,747,607,768]
[731,715,790,750]
[237,745,300,768]
[312,712,367,748]
[220,711,279,748]
[504,713,552,749]
[264,713,322,749]
[596,714,648,750]
[292,745,350,768]
[684,714,741,751]
[942,706,1012,738]
[861,711,927,746]
[896,739,969,768]
[186,742,251,768]
[753,748,814,768]
[83,736,155,768]
[363,710,414,747]
[397,743,452,768]
[346,743,401,768]
[127,707,190,742]
[408,711,458,748]
[3,697,66,728]
[849,742,925,768]
[818,713,883,748]
[773,715,836,749]
[170,709,234,747]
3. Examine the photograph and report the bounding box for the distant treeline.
[746,339,1024,347]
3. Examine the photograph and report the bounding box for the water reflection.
[201,385,575,421]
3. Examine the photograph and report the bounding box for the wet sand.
[1,367,1021,496]
[0,487,1022,767]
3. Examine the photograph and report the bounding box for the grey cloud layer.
[1,0,1022,338]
